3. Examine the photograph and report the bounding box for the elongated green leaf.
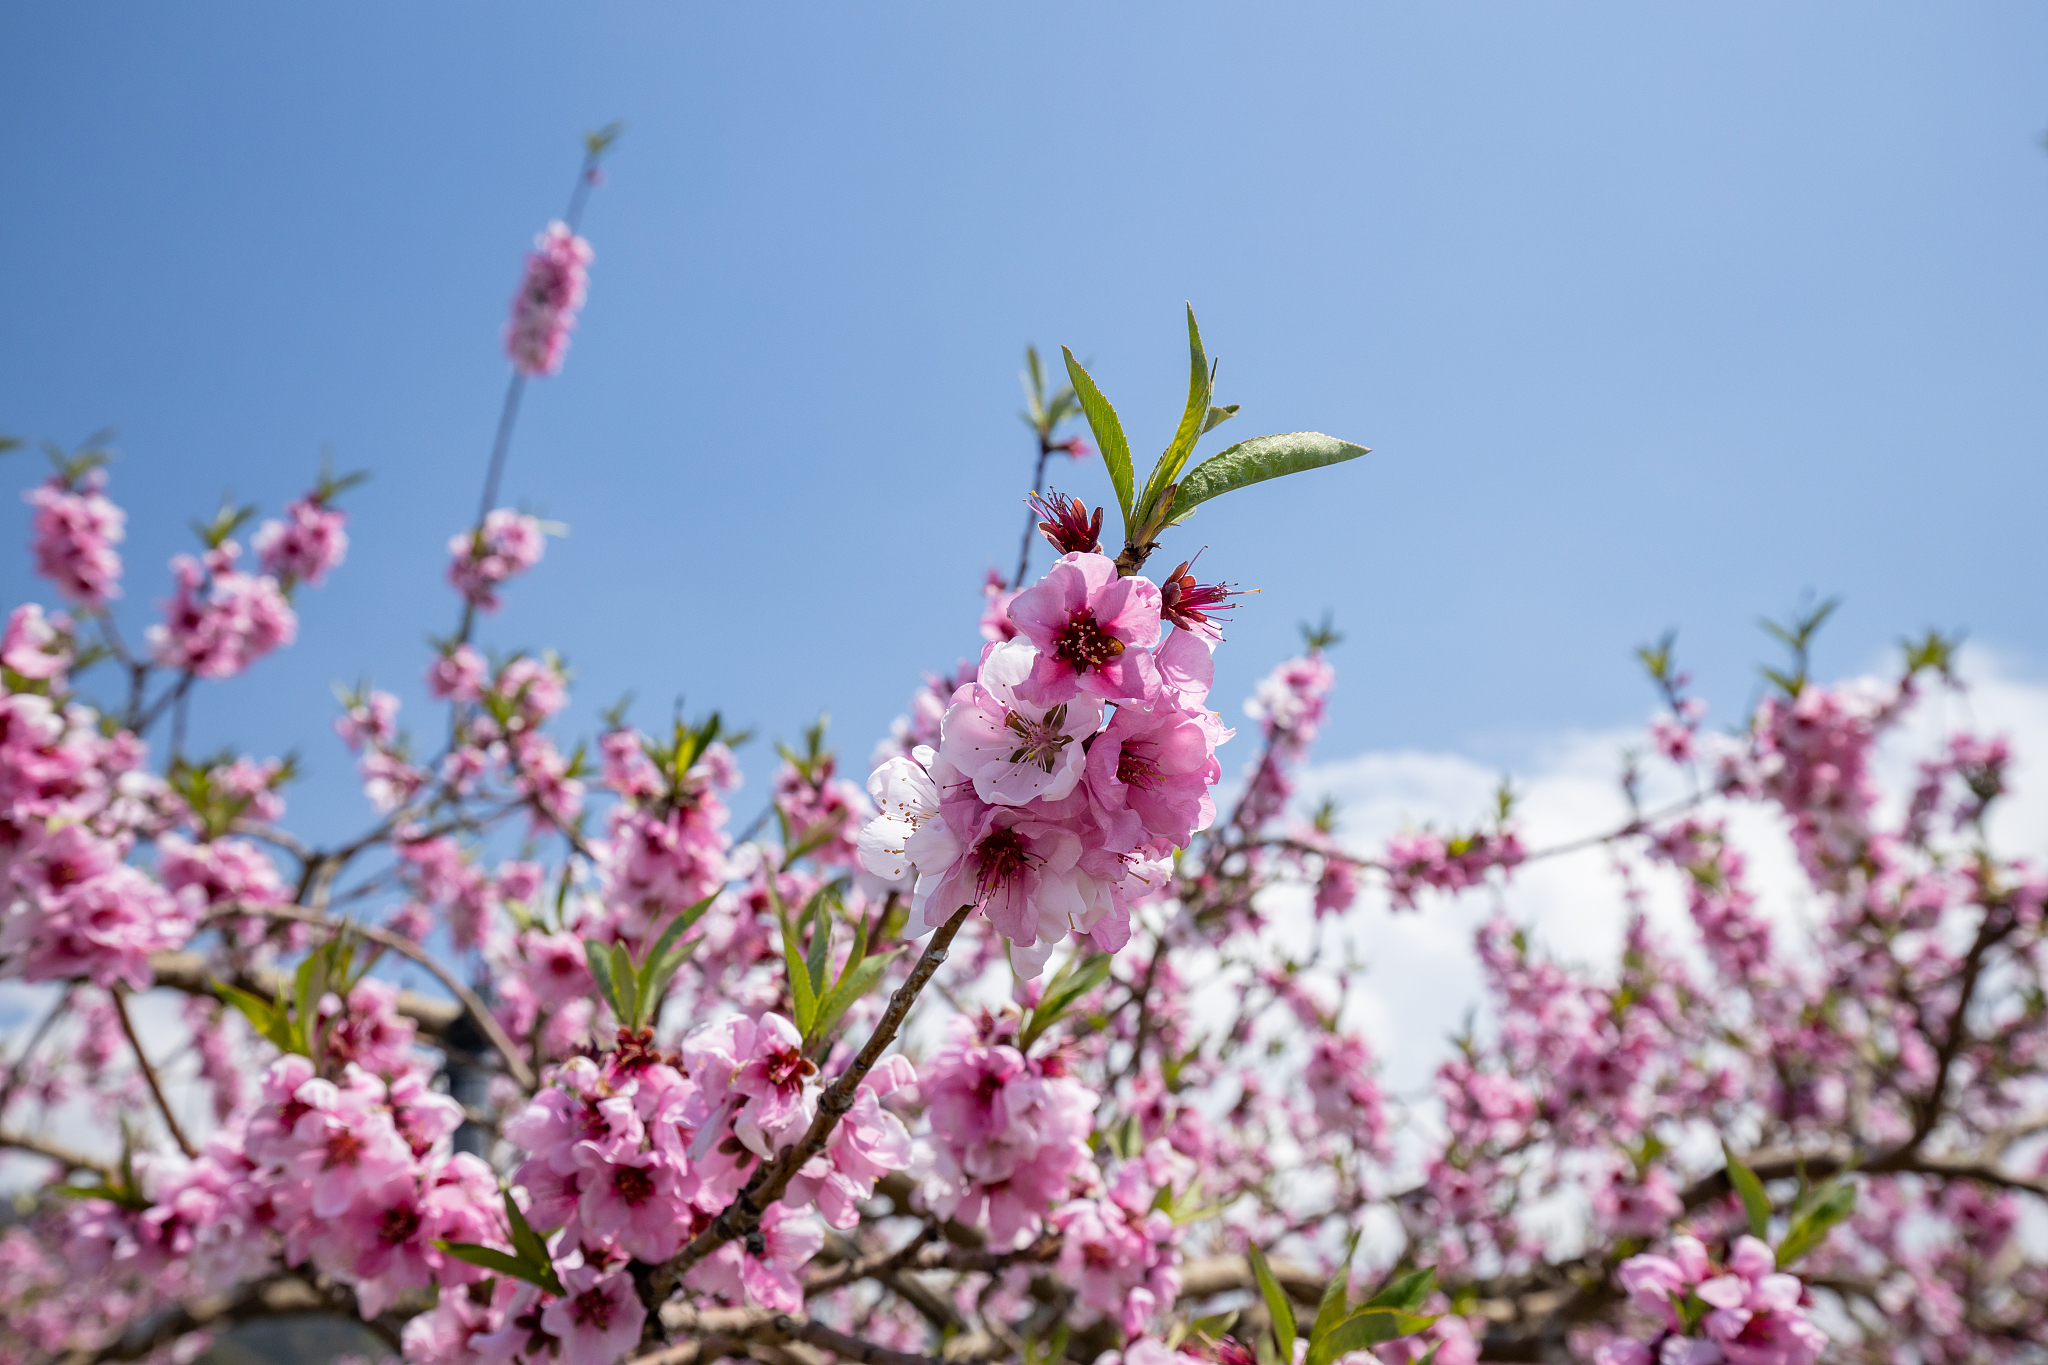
[640,894,716,980]
[803,911,833,1000]
[1723,1143,1772,1240]
[1310,1232,1360,1346]
[1248,1245,1296,1354]
[1362,1266,1436,1314]
[638,894,718,1007]
[1307,1311,1437,1365]
[293,952,323,1057]
[608,943,640,1029]
[1061,347,1135,538]
[1173,432,1370,518]
[784,922,818,1034]
[1138,305,1212,529]
[214,980,297,1054]
[584,941,621,1021]
[1019,952,1114,1049]
[502,1189,555,1275]
[811,948,900,1043]
[1776,1179,1855,1268]
[437,1241,562,1295]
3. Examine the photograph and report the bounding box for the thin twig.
[212,905,535,1089]
[656,906,974,1286]
[111,983,196,1158]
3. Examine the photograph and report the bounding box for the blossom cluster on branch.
[2,143,2044,1365]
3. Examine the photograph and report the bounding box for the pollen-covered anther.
[1053,613,1126,674]
[1003,704,1074,773]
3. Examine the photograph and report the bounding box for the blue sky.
[2,3,2044,845]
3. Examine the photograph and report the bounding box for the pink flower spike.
[506,221,594,378]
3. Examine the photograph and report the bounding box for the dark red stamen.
[1028,489,1103,557]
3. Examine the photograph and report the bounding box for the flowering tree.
[2,137,2045,1365]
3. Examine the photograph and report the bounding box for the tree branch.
[111,982,195,1158]
[654,907,974,1288]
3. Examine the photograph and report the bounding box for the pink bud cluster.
[24,468,124,607]
[254,494,350,587]
[505,222,593,378]
[448,509,548,612]
[859,551,1232,975]
[148,543,298,679]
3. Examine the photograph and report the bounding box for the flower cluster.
[921,1013,1098,1243]
[505,221,593,377]
[1600,1235,1827,1365]
[25,467,124,607]
[449,509,548,611]
[859,549,1230,975]
[255,493,350,588]
[148,542,298,679]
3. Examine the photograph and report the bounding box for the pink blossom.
[1007,551,1163,705]
[505,221,593,378]
[2,604,70,682]
[25,469,124,606]
[538,1264,646,1365]
[917,806,1087,958]
[148,543,297,678]
[688,1200,824,1313]
[448,509,547,611]
[1084,699,1222,847]
[572,1140,692,1261]
[254,495,349,587]
[940,639,1105,806]
[427,643,487,702]
[922,1017,1098,1244]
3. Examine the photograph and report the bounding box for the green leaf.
[1722,1142,1772,1240]
[1172,432,1370,518]
[608,942,640,1029]
[584,941,622,1021]
[292,952,322,1057]
[214,980,297,1054]
[1310,1232,1360,1346]
[811,948,901,1043]
[1202,403,1240,434]
[1061,347,1135,539]
[1306,1311,1438,1365]
[784,921,819,1034]
[802,897,834,999]
[1363,1266,1436,1314]
[1018,951,1114,1050]
[638,894,718,1003]
[1248,1245,1296,1354]
[437,1241,563,1296]
[1775,1178,1855,1268]
[502,1189,554,1273]
[1137,305,1212,533]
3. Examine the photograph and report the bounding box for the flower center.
[613,1164,656,1207]
[973,827,1035,902]
[379,1203,421,1246]
[571,1286,615,1330]
[322,1128,364,1171]
[1004,704,1072,773]
[1117,741,1163,791]
[1053,611,1125,674]
[762,1045,816,1092]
